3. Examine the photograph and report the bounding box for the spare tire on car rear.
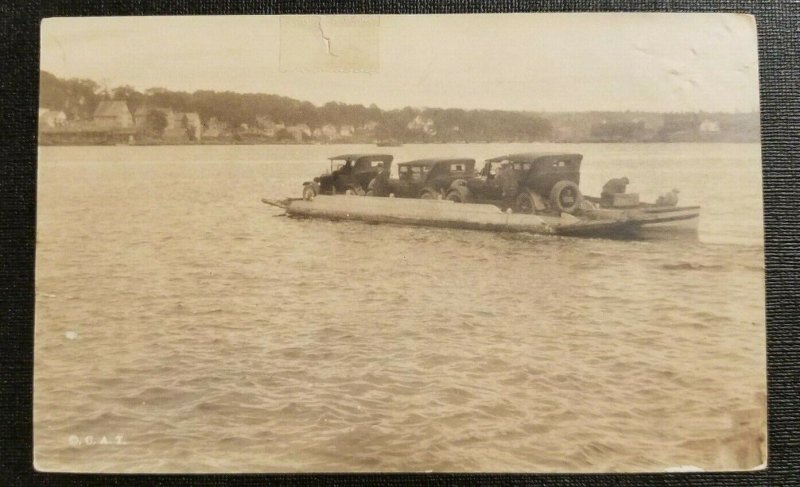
[302,184,316,201]
[549,180,582,214]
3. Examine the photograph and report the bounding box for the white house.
[699,119,721,133]
[407,114,436,135]
[38,108,67,128]
[320,124,338,139]
[286,123,312,142]
[339,125,355,138]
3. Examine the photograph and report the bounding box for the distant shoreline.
[39,70,761,148]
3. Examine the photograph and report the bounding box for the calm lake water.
[34,143,766,472]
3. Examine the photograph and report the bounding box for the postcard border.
[2,0,798,485]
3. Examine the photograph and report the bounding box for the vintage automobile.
[369,158,476,199]
[447,152,584,214]
[302,154,393,200]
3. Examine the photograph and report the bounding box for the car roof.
[398,158,475,167]
[485,152,583,163]
[329,154,393,162]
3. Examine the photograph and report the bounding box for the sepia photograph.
[34,13,766,473]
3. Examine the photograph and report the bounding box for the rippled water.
[34,143,766,472]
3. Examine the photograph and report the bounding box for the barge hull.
[263,195,699,239]
[277,195,557,234]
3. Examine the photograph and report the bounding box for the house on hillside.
[320,124,338,139]
[339,125,355,138]
[133,107,148,127]
[38,108,67,129]
[407,115,436,135]
[256,118,286,137]
[699,119,721,133]
[203,117,229,138]
[167,111,203,139]
[93,100,133,129]
[132,106,202,139]
[286,123,311,142]
[165,111,188,138]
[256,116,280,137]
[361,121,379,132]
[183,113,202,140]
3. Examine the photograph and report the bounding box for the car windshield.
[512,162,532,171]
[400,165,427,181]
[331,159,355,171]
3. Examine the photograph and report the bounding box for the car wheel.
[514,191,536,214]
[446,191,462,202]
[345,185,365,196]
[302,185,317,201]
[550,180,582,214]
[446,187,470,203]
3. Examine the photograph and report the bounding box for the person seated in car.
[340,160,354,175]
[333,160,354,179]
[487,162,499,179]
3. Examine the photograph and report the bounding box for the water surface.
[35,143,766,472]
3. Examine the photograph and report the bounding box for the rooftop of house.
[94,100,131,118]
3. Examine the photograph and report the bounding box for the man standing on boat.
[601,176,629,207]
[656,188,680,206]
[369,162,389,196]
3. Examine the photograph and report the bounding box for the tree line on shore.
[39,70,760,144]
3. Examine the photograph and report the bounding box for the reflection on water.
[35,143,765,472]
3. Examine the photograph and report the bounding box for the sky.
[40,13,760,113]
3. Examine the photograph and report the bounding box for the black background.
[2,1,798,485]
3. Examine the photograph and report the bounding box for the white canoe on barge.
[262,195,700,239]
